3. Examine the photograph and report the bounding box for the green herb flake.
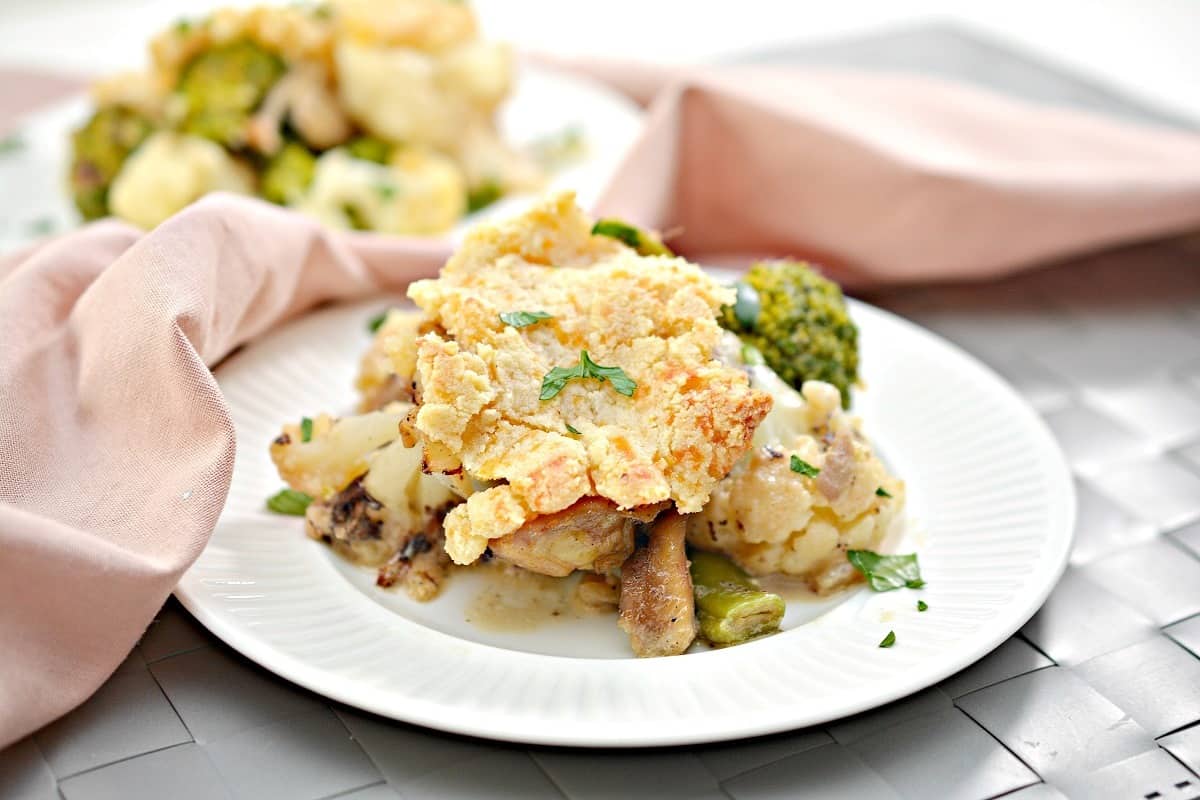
[741,343,765,366]
[879,630,896,648]
[876,486,893,498]
[26,217,55,237]
[367,309,390,333]
[266,488,313,515]
[540,350,637,400]
[374,182,397,201]
[565,423,581,435]
[0,133,26,155]
[499,310,553,328]
[847,550,925,592]
[917,600,929,612]
[790,455,820,477]
[173,18,193,33]
[300,417,313,443]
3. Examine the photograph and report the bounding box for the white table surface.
[1,0,1198,125]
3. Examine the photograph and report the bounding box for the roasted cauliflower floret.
[270,407,402,499]
[294,147,466,234]
[687,378,904,595]
[107,131,254,229]
[405,193,773,565]
[330,0,477,51]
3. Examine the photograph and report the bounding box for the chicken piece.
[306,479,450,601]
[618,511,698,658]
[488,497,668,577]
[305,477,396,566]
[574,572,620,611]
[407,193,773,565]
[375,518,451,601]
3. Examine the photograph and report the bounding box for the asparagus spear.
[690,550,786,645]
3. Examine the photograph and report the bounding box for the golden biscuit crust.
[407,194,772,564]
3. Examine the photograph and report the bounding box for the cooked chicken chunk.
[305,477,397,566]
[618,512,698,658]
[375,518,451,601]
[489,497,668,577]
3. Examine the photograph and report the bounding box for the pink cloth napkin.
[4,63,1200,748]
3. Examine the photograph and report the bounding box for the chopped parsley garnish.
[540,350,636,400]
[26,217,55,236]
[879,630,896,648]
[499,310,553,328]
[174,18,193,33]
[789,455,820,477]
[565,423,581,435]
[266,488,312,515]
[300,417,313,442]
[917,600,929,612]
[876,486,893,498]
[731,281,761,330]
[847,550,925,592]
[367,309,390,333]
[374,182,397,201]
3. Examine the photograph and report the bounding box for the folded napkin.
[4,63,1200,747]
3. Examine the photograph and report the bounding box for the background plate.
[0,63,643,253]
[177,294,1074,747]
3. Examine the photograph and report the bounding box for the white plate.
[180,294,1074,747]
[0,64,642,253]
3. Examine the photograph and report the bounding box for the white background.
[1,0,1198,123]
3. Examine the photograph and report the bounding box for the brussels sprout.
[261,141,316,204]
[178,40,284,146]
[69,106,155,220]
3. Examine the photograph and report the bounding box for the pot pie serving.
[70,0,543,234]
[268,193,909,657]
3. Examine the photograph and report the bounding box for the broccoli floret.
[719,260,859,408]
[261,141,316,204]
[178,40,284,146]
[70,106,155,220]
